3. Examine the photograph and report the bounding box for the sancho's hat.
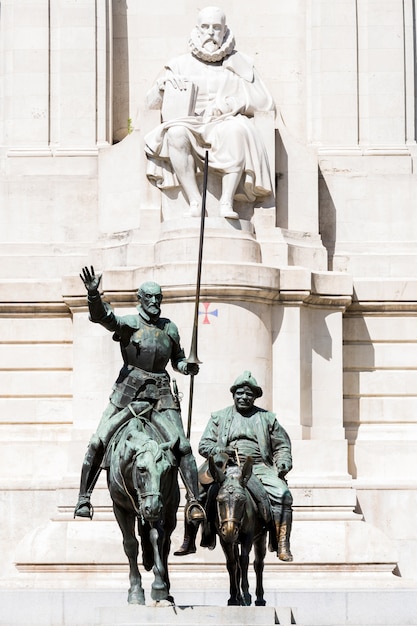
[230,371,263,398]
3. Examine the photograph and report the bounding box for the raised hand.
[80,266,102,294]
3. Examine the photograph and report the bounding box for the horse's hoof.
[255,599,266,606]
[151,585,168,602]
[227,598,240,606]
[128,589,145,605]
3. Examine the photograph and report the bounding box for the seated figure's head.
[196,6,227,52]
[230,371,263,415]
[190,6,235,62]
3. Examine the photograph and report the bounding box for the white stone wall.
[344,293,417,578]
[1,0,417,604]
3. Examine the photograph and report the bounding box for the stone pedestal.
[155,218,261,265]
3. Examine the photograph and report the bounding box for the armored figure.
[198,371,293,561]
[74,267,204,528]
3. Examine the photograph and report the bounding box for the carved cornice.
[0,266,354,315]
[63,286,352,313]
[0,302,69,318]
[347,301,417,314]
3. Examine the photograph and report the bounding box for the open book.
[161,81,198,122]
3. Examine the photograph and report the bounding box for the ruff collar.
[189,26,235,63]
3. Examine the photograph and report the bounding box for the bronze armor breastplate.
[122,323,172,373]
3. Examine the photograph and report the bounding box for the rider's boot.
[74,438,104,519]
[173,503,199,556]
[277,507,293,562]
[180,453,206,523]
[268,503,282,552]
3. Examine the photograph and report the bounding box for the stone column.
[271,268,311,439]
[307,0,359,146]
[49,0,112,152]
[1,0,50,149]
[273,269,352,479]
[357,0,407,147]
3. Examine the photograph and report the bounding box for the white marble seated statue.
[145,6,275,219]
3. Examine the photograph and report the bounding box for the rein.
[131,446,163,524]
[219,513,243,527]
[121,472,142,520]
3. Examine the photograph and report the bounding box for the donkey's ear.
[241,456,253,487]
[209,454,226,484]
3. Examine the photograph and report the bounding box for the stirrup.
[74,497,94,520]
[186,501,206,523]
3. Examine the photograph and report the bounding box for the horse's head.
[132,437,173,523]
[209,455,253,543]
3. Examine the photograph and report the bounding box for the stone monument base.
[1,580,416,626]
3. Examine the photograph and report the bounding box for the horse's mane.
[118,421,162,466]
[103,418,147,468]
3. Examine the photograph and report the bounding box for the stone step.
[96,605,294,626]
[1,586,416,626]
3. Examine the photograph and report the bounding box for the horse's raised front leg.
[149,525,169,602]
[253,532,267,606]
[113,503,145,605]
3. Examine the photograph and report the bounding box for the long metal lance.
[185,150,209,439]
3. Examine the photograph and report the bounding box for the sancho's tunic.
[199,405,293,518]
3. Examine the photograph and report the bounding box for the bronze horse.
[106,414,180,604]
[208,455,268,607]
